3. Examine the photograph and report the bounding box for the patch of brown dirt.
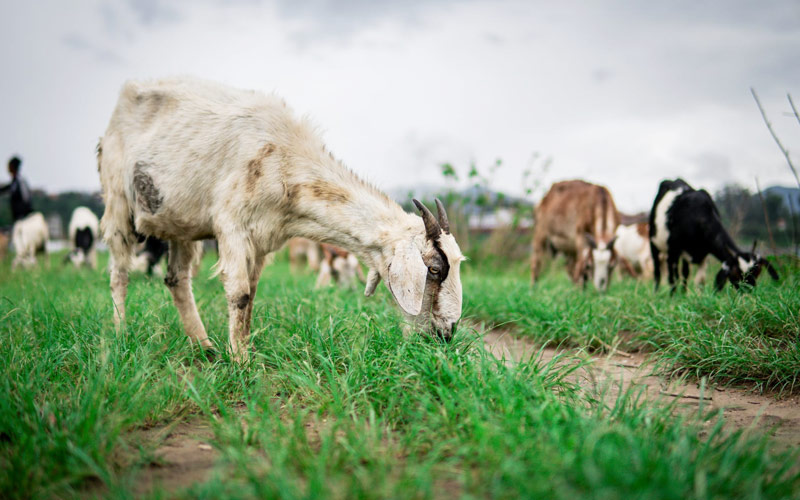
[483,329,800,451]
[128,409,339,496]
[134,420,219,496]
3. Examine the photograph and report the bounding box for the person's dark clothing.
[0,176,33,222]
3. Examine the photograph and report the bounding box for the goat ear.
[364,268,381,296]
[751,239,758,254]
[386,242,427,315]
[607,236,618,251]
[584,232,597,249]
[714,266,729,291]
[763,259,779,281]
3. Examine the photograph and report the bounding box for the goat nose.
[434,326,454,343]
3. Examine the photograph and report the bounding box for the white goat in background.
[614,222,653,279]
[98,77,464,359]
[67,206,99,269]
[315,243,367,289]
[12,212,48,270]
[288,237,322,273]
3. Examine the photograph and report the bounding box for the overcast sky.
[1,0,799,213]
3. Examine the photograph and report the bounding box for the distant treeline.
[0,191,103,233]
[1,185,798,252]
[715,185,799,252]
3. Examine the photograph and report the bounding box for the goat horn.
[413,199,441,240]
[434,198,450,234]
[751,239,758,254]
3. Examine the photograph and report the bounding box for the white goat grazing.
[67,206,99,269]
[288,237,322,273]
[98,77,464,359]
[12,212,48,269]
[614,223,653,279]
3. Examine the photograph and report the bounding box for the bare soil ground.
[483,329,800,451]
[134,420,220,495]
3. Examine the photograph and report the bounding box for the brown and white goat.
[98,77,464,359]
[531,180,620,291]
[315,243,366,289]
[0,231,9,261]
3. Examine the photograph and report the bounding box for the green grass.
[0,253,798,499]
[464,258,800,393]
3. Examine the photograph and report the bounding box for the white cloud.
[0,0,798,214]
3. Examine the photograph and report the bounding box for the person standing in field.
[0,156,33,223]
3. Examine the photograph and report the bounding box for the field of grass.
[464,257,800,393]
[1,252,798,499]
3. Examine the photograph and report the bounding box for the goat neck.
[279,152,421,273]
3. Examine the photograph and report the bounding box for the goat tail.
[98,134,136,272]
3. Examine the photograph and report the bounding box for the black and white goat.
[67,206,99,269]
[131,236,169,276]
[649,178,778,292]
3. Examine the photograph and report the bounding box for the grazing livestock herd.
[2,78,782,358]
[532,177,779,294]
[288,237,366,289]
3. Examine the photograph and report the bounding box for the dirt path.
[133,420,220,495]
[483,329,800,450]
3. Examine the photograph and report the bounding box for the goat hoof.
[199,346,218,362]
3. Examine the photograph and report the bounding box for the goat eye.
[429,266,440,275]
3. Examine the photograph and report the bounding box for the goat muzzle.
[433,321,457,343]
